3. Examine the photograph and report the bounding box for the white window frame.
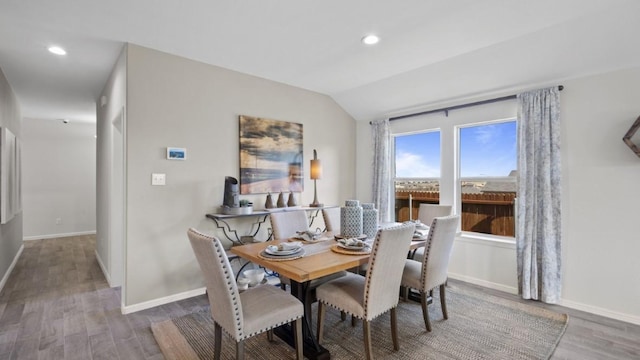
[455,118,517,242]
[392,129,442,221]
[389,100,518,244]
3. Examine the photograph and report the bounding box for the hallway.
[0,236,208,359]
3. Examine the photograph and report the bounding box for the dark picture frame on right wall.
[622,115,640,158]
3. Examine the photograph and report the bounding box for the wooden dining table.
[230,235,427,360]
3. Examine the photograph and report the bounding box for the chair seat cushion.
[316,272,366,318]
[411,247,425,262]
[240,284,303,339]
[401,259,423,290]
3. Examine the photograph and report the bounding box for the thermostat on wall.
[167,147,186,160]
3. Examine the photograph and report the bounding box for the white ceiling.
[1,0,640,123]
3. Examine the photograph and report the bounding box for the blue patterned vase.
[341,200,363,237]
[362,203,378,239]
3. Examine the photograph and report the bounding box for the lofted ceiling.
[1,0,640,123]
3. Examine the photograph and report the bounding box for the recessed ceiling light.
[48,46,67,55]
[361,34,380,45]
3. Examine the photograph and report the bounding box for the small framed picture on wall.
[167,147,186,160]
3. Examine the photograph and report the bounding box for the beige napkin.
[279,241,302,250]
[296,231,333,242]
[267,241,302,253]
[338,238,366,248]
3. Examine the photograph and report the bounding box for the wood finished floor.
[0,235,638,359]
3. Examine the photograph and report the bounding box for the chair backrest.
[363,223,415,321]
[270,210,309,240]
[187,228,244,340]
[421,215,459,290]
[418,204,452,226]
[322,207,340,233]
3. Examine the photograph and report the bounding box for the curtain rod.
[374,85,563,123]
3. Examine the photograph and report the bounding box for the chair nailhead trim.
[237,315,303,341]
[420,220,438,289]
[191,228,303,342]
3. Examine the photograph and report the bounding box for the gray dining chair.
[412,204,452,262]
[321,207,340,233]
[316,223,416,360]
[270,210,310,290]
[269,210,347,292]
[187,228,304,359]
[418,204,452,227]
[270,210,310,240]
[401,215,459,332]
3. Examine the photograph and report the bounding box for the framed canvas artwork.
[239,115,303,194]
[1,127,21,224]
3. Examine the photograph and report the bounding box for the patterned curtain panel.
[516,87,562,303]
[371,119,392,222]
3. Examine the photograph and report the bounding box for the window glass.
[395,131,440,178]
[459,121,516,177]
[459,120,517,237]
[394,131,440,221]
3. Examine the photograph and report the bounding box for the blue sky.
[395,131,441,177]
[395,121,516,178]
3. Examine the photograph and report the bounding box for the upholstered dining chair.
[418,203,452,227]
[270,210,310,290]
[321,207,340,233]
[315,223,416,360]
[187,228,304,360]
[412,204,452,262]
[401,215,459,332]
[269,210,347,292]
[270,210,310,240]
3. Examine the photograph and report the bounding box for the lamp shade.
[310,159,322,179]
[310,149,322,179]
[309,149,323,207]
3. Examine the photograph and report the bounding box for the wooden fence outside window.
[395,191,516,237]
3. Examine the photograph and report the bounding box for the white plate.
[337,243,369,251]
[335,233,367,240]
[264,247,302,256]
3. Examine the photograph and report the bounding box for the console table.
[205,206,336,245]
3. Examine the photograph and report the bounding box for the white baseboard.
[560,298,640,326]
[94,250,112,287]
[450,273,640,326]
[448,272,518,295]
[0,244,23,294]
[24,230,97,241]
[121,287,207,314]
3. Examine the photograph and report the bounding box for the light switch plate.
[152,173,166,186]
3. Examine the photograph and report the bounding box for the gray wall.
[22,118,96,239]
[123,44,357,307]
[0,66,23,290]
[355,66,640,325]
[96,46,127,287]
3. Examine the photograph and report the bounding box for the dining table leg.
[273,280,330,360]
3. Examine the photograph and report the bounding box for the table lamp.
[310,149,323,207]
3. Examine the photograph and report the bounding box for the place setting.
[404,220,430,240]
[236,269,268,291]
[331,237,372,255]
[258,241,305,261]
[293,228,334,243]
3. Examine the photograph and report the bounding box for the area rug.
[151,283,568,359]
